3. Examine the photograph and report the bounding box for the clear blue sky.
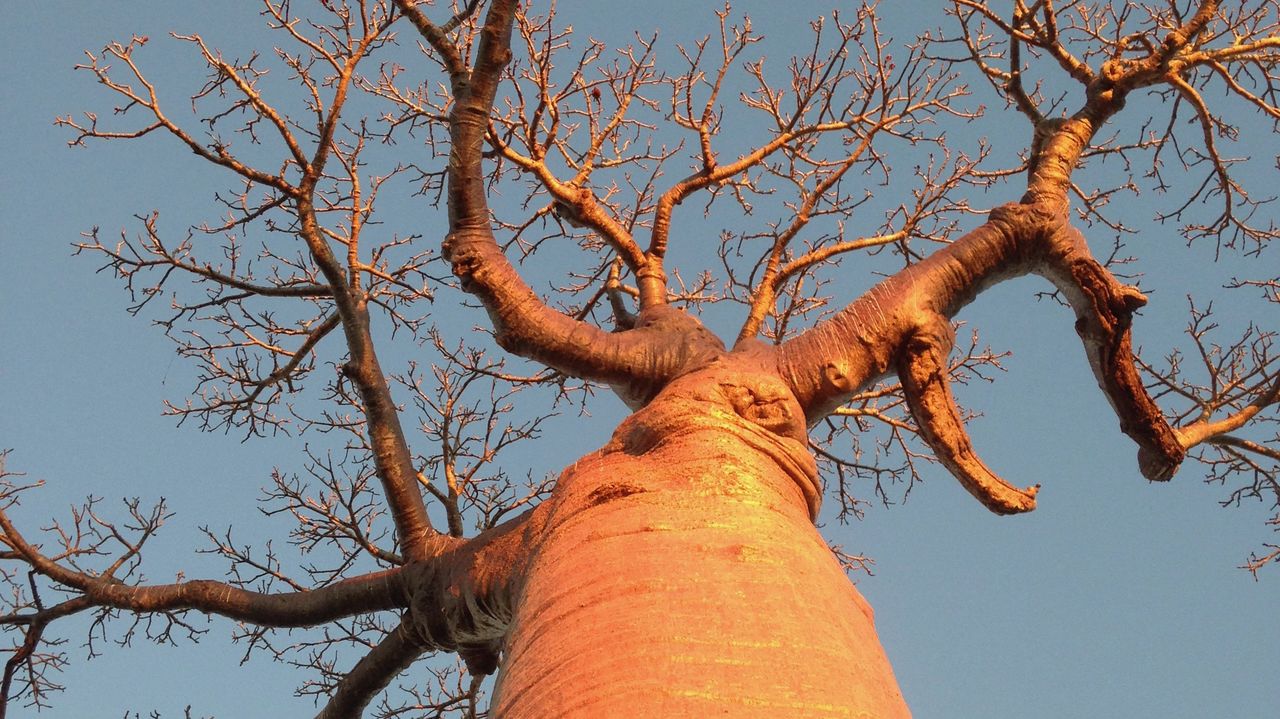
[1,2,1276,717]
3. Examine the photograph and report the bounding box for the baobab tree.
[1,0,1277,716]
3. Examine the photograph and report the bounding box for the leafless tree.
[2,1,1275,716]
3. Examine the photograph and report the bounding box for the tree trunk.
[490,355,911,717]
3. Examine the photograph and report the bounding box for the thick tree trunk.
[490,355,910,717]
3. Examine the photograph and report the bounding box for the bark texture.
[490,348,910,717]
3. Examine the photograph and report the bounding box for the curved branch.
[1176,377,1280,451]
[734,137,886,344]
[897,319,1038,514]
[647,116,873,262]
[285,19,440,556]
[1204,59,1280,121]
[1,501,551,705]
[778,205,1047,423]
[779,203,1185,493]
[392,0,475,82]
[1207,434,1280,463]
[0,594,94,718]
[246,311,341,396]
[439,0,720,401]
[486,135,647,270]
[1039,228,1186,480]
[177,33,311,171]
[953,0,1093,85]
[1004,9,1043,123]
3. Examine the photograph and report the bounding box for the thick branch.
[897,318,1039,514]
[314,620,424,719]
[1039,226,1186,480]
[2,500,549,702]
[288,23,439,554]
[1014,2,1231,206]
[780,203,1185,494]
[437,0,721,400]
[778,206,1045,422]
[395,504,552,678]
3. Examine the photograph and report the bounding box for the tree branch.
[779,202,1185,500]
[0,507,409,626]
[897,317,1039,514]
[313,620,424,719]
[286,23,439,555]
[436,0,724,404]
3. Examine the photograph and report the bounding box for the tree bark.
[490,351,910,717]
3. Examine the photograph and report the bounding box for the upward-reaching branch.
[778,1,1278,510]
[778,200,1184,512]
[396,0,727,406]
[60,7,441,553]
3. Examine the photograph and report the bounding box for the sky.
[1,2,1277,718]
